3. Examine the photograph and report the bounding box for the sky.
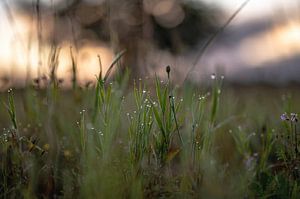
[201,0,298,23]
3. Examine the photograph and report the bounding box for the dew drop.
[211,73,216,80]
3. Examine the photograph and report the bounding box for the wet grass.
[0,67,300,198]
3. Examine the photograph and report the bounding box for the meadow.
[1,64,300,198]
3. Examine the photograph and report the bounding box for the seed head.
[166,65,171,79]
[166,65,171,74]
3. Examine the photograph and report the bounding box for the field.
[1,67,300,198]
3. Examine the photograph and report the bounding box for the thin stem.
[183,0,251,83]
[170,96,184,146]
[295,124,298,158]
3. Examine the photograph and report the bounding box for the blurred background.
[0,0,299,88]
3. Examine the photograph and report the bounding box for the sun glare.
[0,10,113,87]
[239,20,300,67]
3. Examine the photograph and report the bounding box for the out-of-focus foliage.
[15,0,221,75]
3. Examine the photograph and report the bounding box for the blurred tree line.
[17,0,221,76]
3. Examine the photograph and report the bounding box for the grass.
[0,64,300,198]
